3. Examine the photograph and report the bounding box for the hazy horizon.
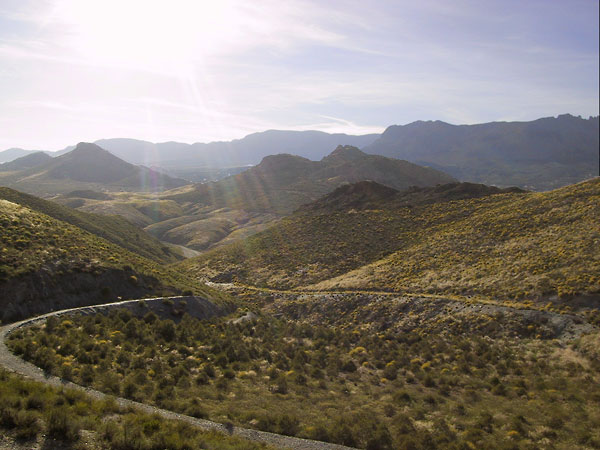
[4,113,599,154]
[1,0,598,150]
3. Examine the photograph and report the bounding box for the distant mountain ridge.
[1,130,380,169]
[167,145,456,214]
[364,114,599,190]
[0,152,52,172]
[0,148,45,163]
[2,114,595,189]
[88,130,381,169]
[0,142,189,196]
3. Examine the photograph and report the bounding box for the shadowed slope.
[0,198,229,322]
[364,114,599,189]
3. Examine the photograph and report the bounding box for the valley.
[32,144,454,253]
[0,127,598,450]
[183,179,599,304]
[1,0,598,447]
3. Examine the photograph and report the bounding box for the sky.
[0,0,598,150]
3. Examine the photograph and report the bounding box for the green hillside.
[0,187,182,263]
[0,198,228,322]
[181,179,600,303]
[314,179,600,300]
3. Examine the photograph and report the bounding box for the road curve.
[0,297,355,450]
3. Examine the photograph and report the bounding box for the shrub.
[277,414,300,436]
[46,407,80,441]
[162,298,175,307]
[366,423,393,450]
[143,311,158,324]
[157,320,176,341]
[382,361,398,380]
[185,404,208,419]
[341,359,357,373]
[14,410,42,440]
[273,376,288,394]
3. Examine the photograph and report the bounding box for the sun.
[53,0,242,73]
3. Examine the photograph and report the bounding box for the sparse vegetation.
[0,186,182,263]
[9,300,600,449]
[0,197,229,322]
[183,179,600,303]
[0,367,270,449]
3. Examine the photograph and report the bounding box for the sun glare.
[53,0,242,73]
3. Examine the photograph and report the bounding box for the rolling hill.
[364,114,599,190]
[0,187,182,263]
[0,195,229,323]
[166,145,456,215]
[58,145,454,253]
[0,152,52,172]
[116,145,454,251]
[0,148,42,163]
[180,178,600,303]
[0,142,189,196]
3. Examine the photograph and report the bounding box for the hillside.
[167,145,456,215]
[0,187,182,263]
[181,178,600,303]
[0,148,41,163]
[0,143,189,196]
[300,180,524,213]
[0,198,229,323]
[0,152,52,172]
[132,146,455,251]
[364,114,599,190]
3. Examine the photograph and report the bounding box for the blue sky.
[0,0,598,150]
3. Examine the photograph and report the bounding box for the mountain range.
[166,145,456,215]
[93,130,380,167]
[1,130,379,167]
[364,114,599,189]
[0,151,52,172]
[57,145,454,252]
[0,147,46,163]
[2,114,597,190]
[0,142,189,196]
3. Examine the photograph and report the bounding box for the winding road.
[0,297,355,450]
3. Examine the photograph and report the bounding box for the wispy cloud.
[0,0,597,149]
